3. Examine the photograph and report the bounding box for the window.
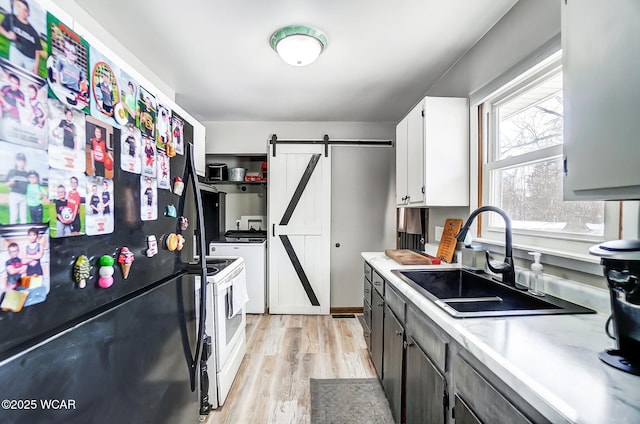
[479,52,618,256]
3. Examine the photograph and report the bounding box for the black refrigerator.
[0,122,208,423]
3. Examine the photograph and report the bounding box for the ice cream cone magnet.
[118,247,135,279]
[73,255,91,289]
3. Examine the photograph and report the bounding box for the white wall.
[204,121,395,154]
[422,0,561,243]
[331,145,396,308]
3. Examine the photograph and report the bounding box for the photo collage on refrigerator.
[0,0,185,312]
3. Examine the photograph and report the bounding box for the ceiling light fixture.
[270,25,328,67]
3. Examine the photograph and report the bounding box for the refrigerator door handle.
[182,142,208,392]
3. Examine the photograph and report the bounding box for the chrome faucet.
[455,206,515,287]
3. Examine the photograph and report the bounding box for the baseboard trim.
[330,307,364,315]
[255,307,364,315]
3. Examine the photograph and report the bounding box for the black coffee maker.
[590,240,640,375]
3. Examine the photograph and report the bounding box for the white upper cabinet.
[395,96,469,207]
[562,0,640,200]
[194,125,206,177]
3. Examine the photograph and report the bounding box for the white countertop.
[362,252,640,424]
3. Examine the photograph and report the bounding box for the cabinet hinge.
[421,110,425,117]
[421,186,425,194]
[563,156,568,176]
[443,391,449,410]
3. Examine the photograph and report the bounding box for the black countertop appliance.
[590,239,640,375]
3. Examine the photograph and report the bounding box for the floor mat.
[310,378,394,424]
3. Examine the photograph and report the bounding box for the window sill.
[472,237,603,276]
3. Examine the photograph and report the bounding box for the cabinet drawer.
[363,278,372,307]
[364,262,372,282]
[406,304,447,373]
[454,356,534,424]
[385,284,405,323]
[372,270,385,295]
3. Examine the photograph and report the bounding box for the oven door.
[214,266,247,371]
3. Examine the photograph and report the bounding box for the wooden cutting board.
[436,219,463,263]
[385,249,436,265]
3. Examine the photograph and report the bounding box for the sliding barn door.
[268,144,331,314]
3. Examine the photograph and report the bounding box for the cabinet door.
[370,289,384,379]
[363,277,372,308]
[454,394,482,424]
[406,101,425,206]
[562,0,640,200]
[363,300,372,350]
[423,97,469,206]
[382,306,404,424]
[405,336,447,424]
[396,117,409,206]
[454,356,534,424]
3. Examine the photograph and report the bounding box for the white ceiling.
[72,0,519,123]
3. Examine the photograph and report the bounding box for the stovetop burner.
[203,257,240,276]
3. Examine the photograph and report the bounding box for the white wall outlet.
[434,226,444,242]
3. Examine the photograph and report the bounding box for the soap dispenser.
[528,252,545,296]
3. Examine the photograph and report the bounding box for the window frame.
[471,48,620,268]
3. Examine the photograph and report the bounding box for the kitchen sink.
[392,269,595,318]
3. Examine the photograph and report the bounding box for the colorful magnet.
[165,204,177,218]
[178,216,189,231]
[176,234,185,251]
[172,177,184,196]
[163,233,179,251]
[97,255,115,289]
[118,247,135,279]
[146,235,158,257]
[73,255,91,289]
[166,141,177,158]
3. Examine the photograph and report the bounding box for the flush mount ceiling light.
[270,25,328,67]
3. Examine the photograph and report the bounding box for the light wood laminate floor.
[204,314,376,424]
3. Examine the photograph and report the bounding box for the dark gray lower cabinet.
[405,336,447,424]
[371,289,384,379]
[382,306,404,423]
[364,262,547,424]
[453,394,482,424]
[453,355,546,424]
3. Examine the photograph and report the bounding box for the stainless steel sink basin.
[392,269,595,318]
